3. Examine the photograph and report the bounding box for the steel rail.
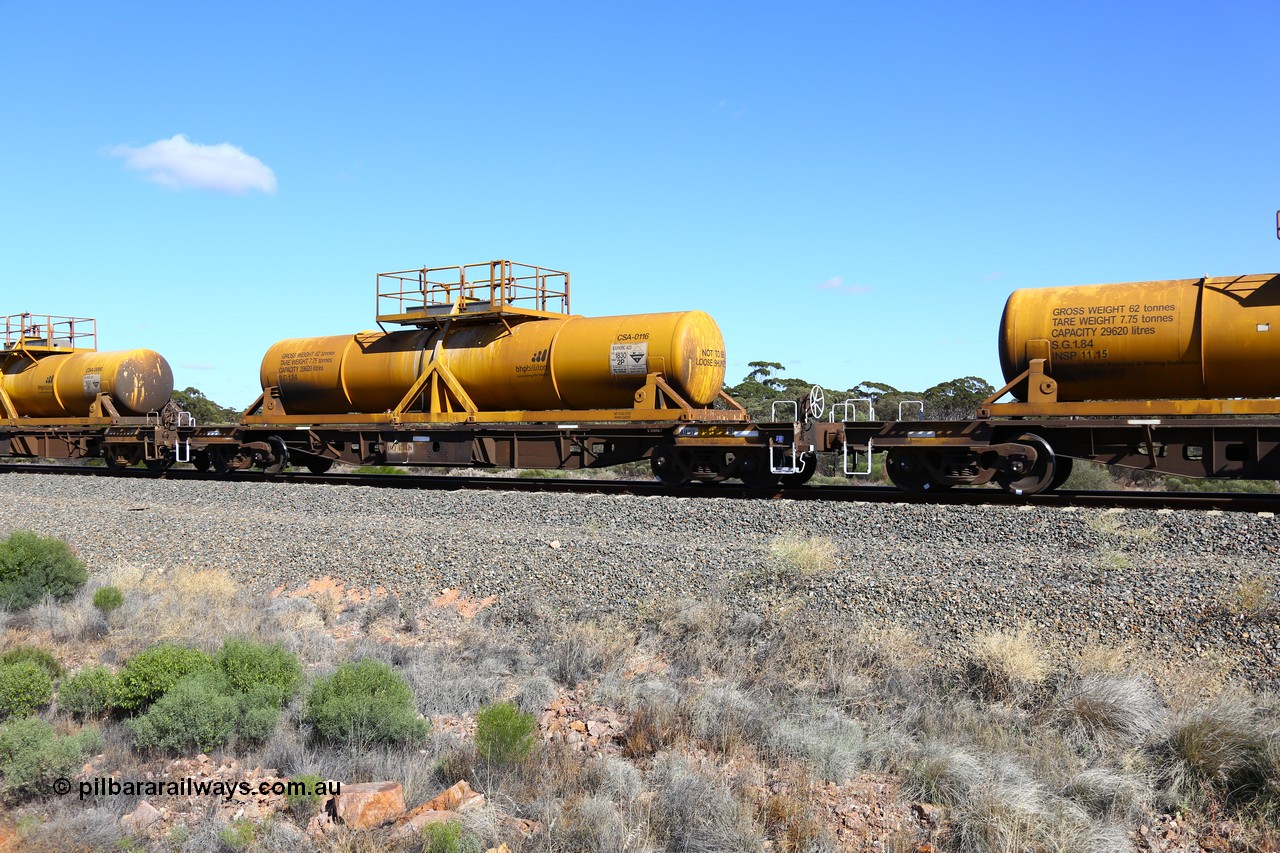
[1,463,1277,513]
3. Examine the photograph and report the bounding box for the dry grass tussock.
[1228,573,1277,620]
[1087,509,1159,543]
[1053,672,1166,747]
[738,534,839,587]
[963,626,1050,702]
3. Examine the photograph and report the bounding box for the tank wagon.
[0,313,191,469]
[209,261,822,485]
[840,272,1280,494]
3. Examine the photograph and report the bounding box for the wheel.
[780,451,818,487]
[806,385,825,421]
[884,449,944,492]
[738,452,780,488]
[261,436,289,476]
[209,448,233,474]
[650,444,691,486]
[102,447,141,471]
[994,433,1057,496]
[1049,455,1074,491]
[143,456,173,473]
[191,450,211,472]
[304,457,334,475]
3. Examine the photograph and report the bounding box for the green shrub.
[127,671,239,753]
[474,701,537,764]
[111,644,213,712]
[91,585,124,616]
[236,683,285,742]
[58,665,116,719]
[125,649,294,754]
[421,822,483,853]
[0,531,88,610]
[0,716,101,800]
[218,818,256,851]
[0,646,62,679]
[304,660,429,746]
[0,661,54,719]
[286,773,327,818]
[215,638,302,703]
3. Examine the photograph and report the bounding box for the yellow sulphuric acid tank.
[1,349,174,417]
[998,273,1280,401]
[259,311,728,415]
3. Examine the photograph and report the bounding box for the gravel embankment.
[1,473,1276,687]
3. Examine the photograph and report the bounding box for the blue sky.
[3,2,1279,408]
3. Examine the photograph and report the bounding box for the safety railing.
[833,398,876,475]
[377,260,570,321]
[2,314,96,351]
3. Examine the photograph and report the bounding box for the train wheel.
[1049,456,1074,491]
[261,436,289,476]
[780,452,818,487]
[143,456,173,473]
[304,458,334,474]
[884,449,942,492]
[738,452,779,488]
[191,450,211,472]
[994,434,1057,496]
[209,448,233,474]
[103,447,141,471]
[651,444,691,486]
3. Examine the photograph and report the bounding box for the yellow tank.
[1,349,174,416]
[999,273,1280,401]
[259,311,728,414]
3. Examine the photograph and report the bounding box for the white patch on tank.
[82,372,102,397]
[1257,323,1271,332]
[610,342,648,375]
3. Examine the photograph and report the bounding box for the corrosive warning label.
[610,342,648,375]
[82,373,102,398]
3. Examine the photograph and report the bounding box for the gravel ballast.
[1,473,1276,687]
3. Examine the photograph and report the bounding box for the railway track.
[2,463,1276,513]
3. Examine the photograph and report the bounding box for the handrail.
[376,260,570,319]
[2,314,97,351]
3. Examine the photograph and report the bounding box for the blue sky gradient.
[3,1,1278,406]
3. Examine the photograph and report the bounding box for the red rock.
[391,780,486,838]
[120,801,162,834]
[333,781,405,829]
[306,811,336,837]
[422,780,485,813]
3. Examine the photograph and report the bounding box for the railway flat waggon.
[196,261,821,485]
[838,273,1280,495]
[0,313,191,470]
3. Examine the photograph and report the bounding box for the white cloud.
[819,276,872,295]
[109,134,276,195]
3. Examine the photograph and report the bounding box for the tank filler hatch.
[2,314,97,355]
[376,260,570,328]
